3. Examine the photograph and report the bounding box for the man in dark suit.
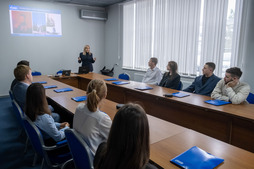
[183,62,220,96]
[12,65,60,122]
[10,60,30,91]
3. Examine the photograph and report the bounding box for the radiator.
[134,73,145,82]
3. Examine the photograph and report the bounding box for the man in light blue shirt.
[142,57,162,85]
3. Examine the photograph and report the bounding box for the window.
[122,0,243,77]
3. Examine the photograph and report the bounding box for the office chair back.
[118,73,130,80]
[9,90,14,100]
[32,71,42,76]
[177,81,183,90]
[247,92,254,104]
[12,100,25,126]
[65,129,94,169]
[23,117,71,168]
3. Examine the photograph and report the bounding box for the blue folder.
[112,81,130,85]
[104,78,118,81]
[205,100,231,106]
[71,96,87,102]
[54,88,73,93]
[170,146,224,169]
[172,92,190,98]
[44,85,57,89]
[33,81,47,84]
[135,86,153,90]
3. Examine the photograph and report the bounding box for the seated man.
[183,62,220,96]
[10,60,30,91]
[12,65,60,122]
[142,57,162,85]
[211,67,250,104]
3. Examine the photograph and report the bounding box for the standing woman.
[78,45,96,72]
[94,103,157,169]
[159,61,180,89]
[73,79,112,155]
[25,83,70,146]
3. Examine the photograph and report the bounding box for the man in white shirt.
[142,57,162,85]
[211,67,250,104]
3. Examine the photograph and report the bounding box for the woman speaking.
[78,45,96,72]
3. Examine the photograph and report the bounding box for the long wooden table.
[53,73,254,153]
[35,75,254,169]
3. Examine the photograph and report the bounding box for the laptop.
[62,70,71,76]
[78,66,89,74]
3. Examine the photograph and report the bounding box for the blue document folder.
[172,92,190,98]
[33,81,47,84]
[205,100,231,106]
[170,146,224,169]
[44,85,57,89]
[54,88,73,93]
[71,96,87,102]
[112,81,130,85]
[135,86,153,90]
[104,78,118,81]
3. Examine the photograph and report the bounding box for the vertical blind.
[122,0,243,77]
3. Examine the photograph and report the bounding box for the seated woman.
[94,103,157,169]
[159,61,180,89]
[25,83,69,146]
[73,79,112,156]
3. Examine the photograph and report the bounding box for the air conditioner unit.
[80,9,107,21]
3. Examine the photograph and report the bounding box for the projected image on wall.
[9,5,62,37]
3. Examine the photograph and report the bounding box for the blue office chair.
[57,70,63,75]
[177,81,183,90]
[32,71,42,76]
[65,129,94,169]
[118,73,130,80]
[247,92,254,104]
[23,117,72,169]
[9,89,14,100]
[12,100,30,154]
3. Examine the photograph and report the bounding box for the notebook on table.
[44,85,57,89]
[54,88,73,93]
[205,100,231,106]
[71,96,87,102]
[112,81,130,85]
[172,92,190,98]
[32,81,47,84]
[104,78,118,81]
[135,86,153,91]
[170,146,224,169]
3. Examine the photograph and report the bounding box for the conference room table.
[52,73,254,153]
[33,75,254,169]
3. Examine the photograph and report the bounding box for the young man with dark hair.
[211,67,250,104]
[10,60,30,91]
[183,62,220,96]
[142,57,162,85]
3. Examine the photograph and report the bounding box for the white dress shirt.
[142,66,162,85]
[73,103,112,155]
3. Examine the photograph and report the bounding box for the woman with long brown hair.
[73,79,112,155]
[94,103,157,169]
[25,83,69,145]
[159,61,180,89]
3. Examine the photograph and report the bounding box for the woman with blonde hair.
[78,45,96,72]
[159,61,180,89]
[73,79,112,155]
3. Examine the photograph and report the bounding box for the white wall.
[105,2,254,93]
[0,0,106,96]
